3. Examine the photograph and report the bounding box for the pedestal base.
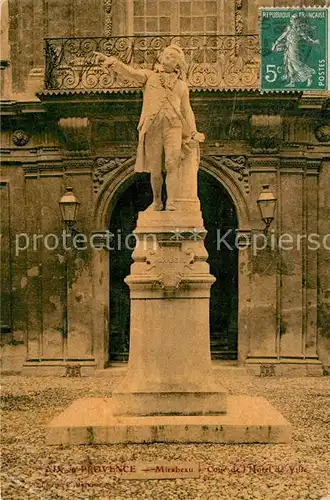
[46,396,292,445]
[112,388,227,416]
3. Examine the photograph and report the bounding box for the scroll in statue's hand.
[192,132,205,143]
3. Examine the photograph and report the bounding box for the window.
[134,0,172,34]
[133,0,219,35]
[179,0,218,33]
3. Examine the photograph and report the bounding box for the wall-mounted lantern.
[59,187,80,229]
[257,185,277,234]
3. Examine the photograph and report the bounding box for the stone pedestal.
[46,161,291,445]
[46,196,292,444]
[112,209,227,416]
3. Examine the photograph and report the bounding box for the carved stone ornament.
[58,117,92,152]
[250,115,283,154]
[64,364,81,377]
[146,247,196,293]
[228,122,243,140]
[93,157,132,193]
[315,124,330,142]
[104,0,113,36]
[208,155,249,194]
[235,0,243,34]
[235,229,252,248]
[235,12,244,35]
[260,364,276,377]
[12,130,29,147]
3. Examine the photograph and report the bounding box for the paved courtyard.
[1,371,330,500]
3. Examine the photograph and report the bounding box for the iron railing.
[44,35,259,92]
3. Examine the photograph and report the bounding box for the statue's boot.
[147,201,162,211]
[166,200,176,211]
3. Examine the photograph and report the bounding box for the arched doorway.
[198,169,238,359]
[108,170,238,362]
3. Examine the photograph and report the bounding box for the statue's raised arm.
[94,52,151,86]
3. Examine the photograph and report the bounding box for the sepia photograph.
[0,0,330,498]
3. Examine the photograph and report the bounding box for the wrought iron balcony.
[44,35,259,93]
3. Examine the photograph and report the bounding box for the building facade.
[1,0,329,375]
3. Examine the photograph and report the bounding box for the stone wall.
[1,0,330,375]
[1,99,329,375]
[318,160,330,369]
[8,0,105,94]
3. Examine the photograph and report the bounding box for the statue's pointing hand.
[93,51,117,68]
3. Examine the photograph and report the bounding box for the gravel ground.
[1,373,330,500]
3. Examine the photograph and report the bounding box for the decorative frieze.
[248,157,279,172]
[227,122,244,140]
[250,115,283,154]
[23,159,94,178]
[279,158,321,175]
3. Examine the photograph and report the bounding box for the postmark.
[260,7,329,91]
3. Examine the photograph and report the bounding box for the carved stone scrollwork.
[58,117,92,152]
[315,124,330,142]
[44,34,259,92]
[93,157,132,193]
[209,155,249,194]
[250,115,283,154]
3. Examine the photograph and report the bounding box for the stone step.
[46,395,292,445]
[95,362,249,378]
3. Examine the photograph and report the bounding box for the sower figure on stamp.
[94,44,205,211]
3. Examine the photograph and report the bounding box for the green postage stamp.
[260,7,329,91]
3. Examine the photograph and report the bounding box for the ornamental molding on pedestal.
[93,156,133,193]
[207,155,249,194]
[250,115,283,154]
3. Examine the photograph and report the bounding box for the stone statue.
[94,44,205,211]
